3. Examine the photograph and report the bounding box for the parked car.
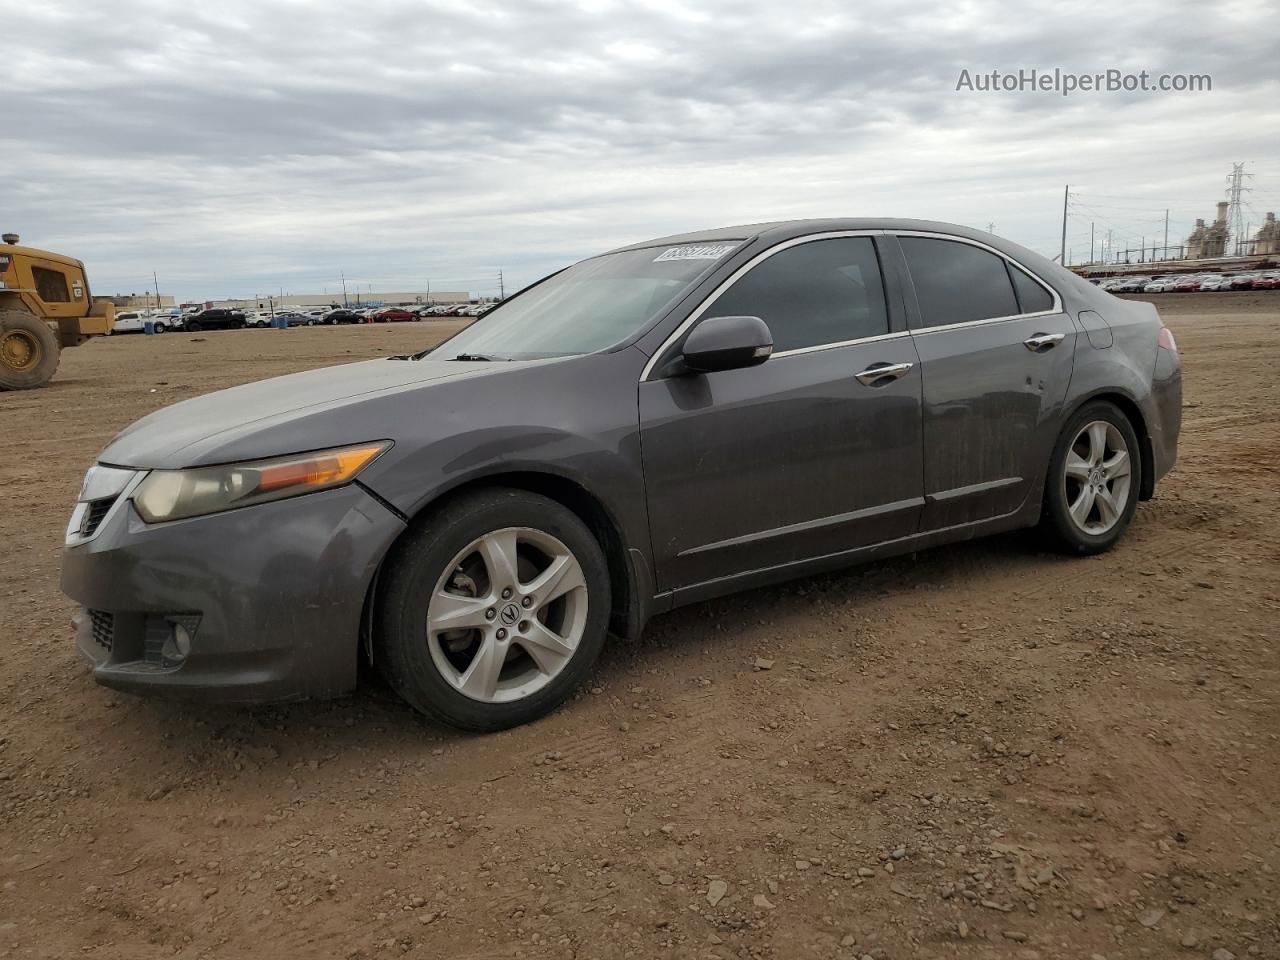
[1198,275,1234,292]
[1251,274,1280,290]
[373,308,418,323]
[183,309,246,332]
[1109,277,1150,294]
[110,312,179,334]
[274,312,313,326]
[322,309,364,325]
[61,218,1182,732]
[1172,277,1202,292]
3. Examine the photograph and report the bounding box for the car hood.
[99,357,542,469]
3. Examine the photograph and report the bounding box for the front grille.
[82,497,117,537]
[89,610,114,651]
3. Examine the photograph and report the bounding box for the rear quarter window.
[1009,265,1054,313]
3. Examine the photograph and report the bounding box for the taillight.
[1158,327,1177,352]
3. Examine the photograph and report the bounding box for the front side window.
[899,237,1019,328]
[705,236,889,353]
[32,266,71,303]
[433,243,738,360]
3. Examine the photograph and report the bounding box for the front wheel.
[0,309,61,390]
[1039,401,1142,555]
[154,322,167,334]
[186,320,202,332]
[374,488,611,731]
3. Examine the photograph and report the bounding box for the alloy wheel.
[426,527,588,703]
[1063,420,1132,535]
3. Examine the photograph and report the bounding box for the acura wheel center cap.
[499,603,521,626]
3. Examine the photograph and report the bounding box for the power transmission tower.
[1225,162,1252,256]
[498,270,505,300]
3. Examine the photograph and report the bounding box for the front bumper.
[61,482,406,703]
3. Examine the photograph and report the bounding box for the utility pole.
[152,271,160,313]
[340,271,349,308]
[1106,229,1113,263]
[1163,209,1169,260]
[1090,222,1095,263]
[1059,185,1069,265]
[986,222,994,235]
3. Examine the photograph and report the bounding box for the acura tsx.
[62,219,1182,730]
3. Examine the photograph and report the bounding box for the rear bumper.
[61,483,406,703]
[1148,347,1182,486]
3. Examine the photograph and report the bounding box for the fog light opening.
[161,621,193,665]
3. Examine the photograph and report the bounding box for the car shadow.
[95,527,1071,761]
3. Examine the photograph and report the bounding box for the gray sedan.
[62,219,1182,730]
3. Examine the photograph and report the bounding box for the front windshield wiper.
[446,353,508,362]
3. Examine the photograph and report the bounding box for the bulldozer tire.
[0,309,61,390]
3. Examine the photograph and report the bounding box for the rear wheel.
[0,309,60,390]
[154,321,167,334]
[186,320,202,332]
[1040,401,1142,555]
[374,488,610,731]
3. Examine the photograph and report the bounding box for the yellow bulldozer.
[0,232,115,390]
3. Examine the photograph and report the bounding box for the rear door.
[891,233,1076,529]
[639,233,924,595]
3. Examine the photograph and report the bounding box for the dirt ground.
[1,294,1277,960]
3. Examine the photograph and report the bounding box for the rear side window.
[899,237,1018,328]
[1009,264,1054,313]
[708,236,889,352]
[32,266,71,303]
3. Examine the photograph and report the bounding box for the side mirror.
[680,315,773,374]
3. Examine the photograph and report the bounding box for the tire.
[0,309,61,390]
[1039,400,1142,555]
[187,320,202,332]
[154,322,167,334]
[374,487,611,731]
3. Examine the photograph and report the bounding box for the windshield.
[429,242,739,360]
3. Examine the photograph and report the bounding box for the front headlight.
[132,441,391,523]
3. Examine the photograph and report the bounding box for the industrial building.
[110,293,178,310]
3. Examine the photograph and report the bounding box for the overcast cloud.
[3,0,1278,301]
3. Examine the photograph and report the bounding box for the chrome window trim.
[892,229,1064,327]
[770,330,908,358]
[639,229,886,382]
[910,309,1060,337]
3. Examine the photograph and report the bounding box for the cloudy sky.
[4,0,1278,301]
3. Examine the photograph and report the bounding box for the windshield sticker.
[653,243,737,262]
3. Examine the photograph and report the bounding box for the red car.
[1172,278,1202,292]
[372,308,418,323]
[1251,275,1280,290]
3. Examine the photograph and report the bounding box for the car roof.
[608,217,1013,254]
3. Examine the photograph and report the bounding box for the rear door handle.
[1023,332,1065,352]
[855,361,913,386]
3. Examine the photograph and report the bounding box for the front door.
[639,234,925,594]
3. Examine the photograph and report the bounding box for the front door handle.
[855,361,913,386]
[1023,332,1066,352]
